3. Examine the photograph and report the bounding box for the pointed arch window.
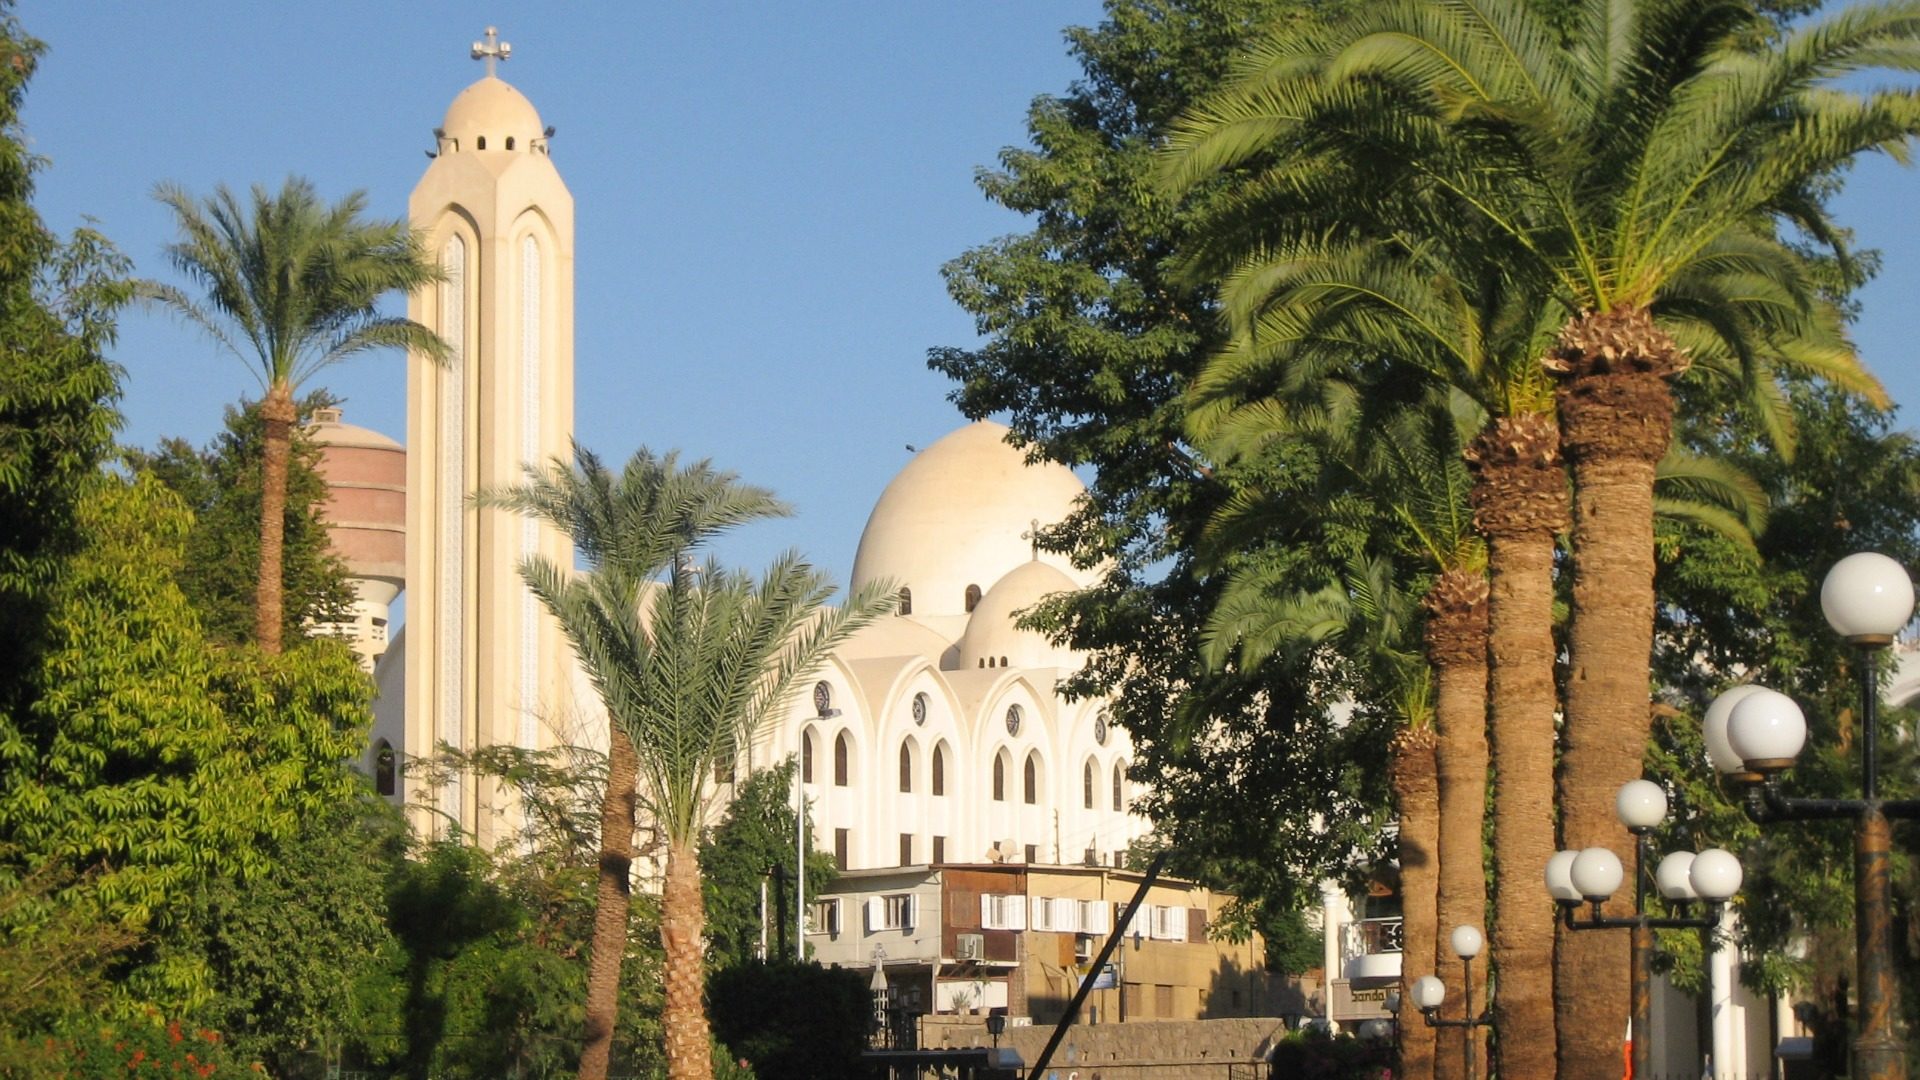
[476,135,487,150]
[802,727,815,783]
[898,587,912,615]
[898,742,913,793]
[992,754,1006,802]
[932,743,946,796]
[965,584,982,612]
[834,732,850,787]
[1024,753,1039,805]
[1112,762,1125,811]
[1083,760,1095,810]
[374,740,396,797]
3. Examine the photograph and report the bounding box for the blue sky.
[18,3,1920,593]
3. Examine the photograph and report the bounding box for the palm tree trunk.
[1425,569,1489,1080]
[578,729,640,1080]
[1466,413,1567,1080]
[255,382,295,654]
[1549,307,1680,1080]
[1391,726,1441,1080]
[662,835,714,1080]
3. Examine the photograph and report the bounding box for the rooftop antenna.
[471,26,511,78]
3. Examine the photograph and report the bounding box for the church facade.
[332,41,1150,875]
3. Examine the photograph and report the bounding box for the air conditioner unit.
[955,933,985,961]
[1074,934,1095,963]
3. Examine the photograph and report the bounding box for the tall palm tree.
[144,177,447,653]
[482,447,894,1080]
[1165,4,1907,1073]
[1200,394,1482,1080]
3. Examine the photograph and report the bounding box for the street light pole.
[1413,926,1494,1080]
[1710,552,1920,1080]
[1545,781,1742,1080]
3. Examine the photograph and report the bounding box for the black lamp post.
[1705,552,1920,1080]
[1412,925,1494,1080]
[1544,780,1743,1080]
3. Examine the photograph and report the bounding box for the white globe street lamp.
[1414,924,1494,1080]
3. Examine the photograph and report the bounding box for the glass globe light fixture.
[1615,779,1668,831]
[1545,850,1582,903]
[1450,925,1484,961]
[1821,552,1915,644]
[1655,851,1698,901]
[1412,974,1447,1011]
[1689,848,1744,902]
[1570,847,1624,902]
[1726,687,1808,773]
[1703,685,1766,775]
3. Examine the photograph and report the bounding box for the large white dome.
[850,421,1092,617]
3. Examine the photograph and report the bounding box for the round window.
[911,692,928,726]
[1005,703,1023,737]
[812,681,832,716]
[1093,712,1109,746]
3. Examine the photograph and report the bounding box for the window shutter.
[981,893,995,929]
[866,897,883,932]
[1030,896,1047,929]
[1188,908,1207,942]
[907,895,920,930]
[1171,905,1188,939]
[1084,900,1111,935]
[1055,898,1077,932]
[1008,897,1027,931]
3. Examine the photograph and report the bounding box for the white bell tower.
[403,28,576,843]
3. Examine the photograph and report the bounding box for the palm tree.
[1163,4,1910,1071]
[144,177,447,653]
[481,446,894,1080]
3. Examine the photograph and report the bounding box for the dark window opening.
[992,756,1005,801]
[932,835,946,864]
[374,740,396,797]
[476,135,487,150]
[898,587,912,615]
[899,833,913,866]
[1023,754,1038,805]
[964,584,982,612]
[932,745,945,796]
[1083,762,1094,809]
[1025,843,1039,864]
[834,828,849,870]
[1112,763,1124,811]
[898,743,913,793]
[802,729,814,783]
[505,136,515,150]
[834,732,850,786]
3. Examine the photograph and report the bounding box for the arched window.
[932,743,946,796]
[899,742,913,793]
[965,584,982,612]
[1083,760,1095,810]
[505,136,516,150]
[802,727,815,783]
[834,732,851,786]
[1024,753,1040,805]
[476,135,487,150]
[1112,762,1125,811]
[374,740,396,797]
[898,587,912,615]
[992,754,1006,802]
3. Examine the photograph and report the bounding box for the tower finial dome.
[439,77,545,154]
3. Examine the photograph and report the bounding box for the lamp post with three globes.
[1703,552,1920,1080]
[1411,925,1494,1080]
[1544,780,1744,1080]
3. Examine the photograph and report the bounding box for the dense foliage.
[698,759,837,972]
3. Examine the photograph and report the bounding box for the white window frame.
[866,893,918,932]
[807,897,842,936]
[980,893,1027,931]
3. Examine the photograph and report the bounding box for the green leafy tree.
[143,177,446,654]
[482,446,894,1080]
[128,391,357,646]
[928,0,1390,969]
[708,960,870,1080]
[699,758,836,972]
[0,3,128,724]
[0,474,372,1009]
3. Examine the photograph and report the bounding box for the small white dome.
[440,76,544,152]
[957,560,1082,672]
[851,421,1092,616]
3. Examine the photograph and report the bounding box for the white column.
[1710,905,1738,1077]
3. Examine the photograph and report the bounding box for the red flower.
[167,1020,184,1044]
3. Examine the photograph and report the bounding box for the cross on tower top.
[471,26,511,78]
[1023,518,1041,561]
